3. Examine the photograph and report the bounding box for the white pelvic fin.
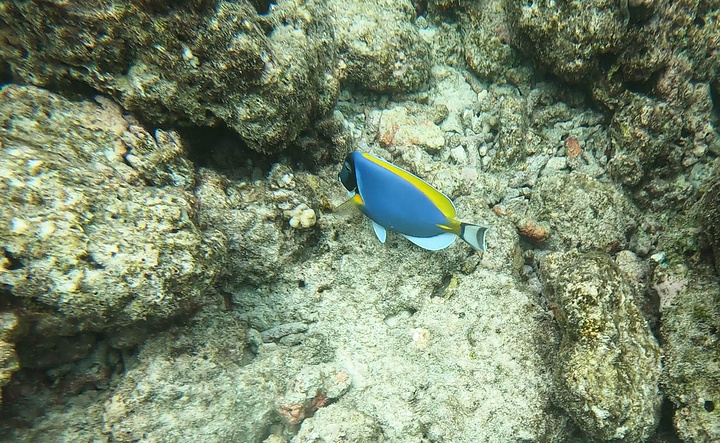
[402,232,456,251]
[372,221,387,244]
[460,223,489,252]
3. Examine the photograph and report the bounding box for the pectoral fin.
[334,192,364,214]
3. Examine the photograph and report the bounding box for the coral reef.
[194,164,322,286]
[330,0,430,92]
[503,0,720,99]
[527,172,639,251]
[275,364,351,425]
[502,0,720,204]
[504,0,631,83]
[460,0,523,84]
[657,263,720,442]
[377,105,446,153]
[1,0,719,440]
[3,137,572,442]
[0,85,225,411]
[541,250,662,442]
[698,167,720,275]
[102,307,283,442]
[0,0,340,154]
[652,162,720,442]
[0,85,224,335]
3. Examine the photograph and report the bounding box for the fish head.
[338,152,357,192]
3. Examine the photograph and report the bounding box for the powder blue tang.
[338,151,489,251]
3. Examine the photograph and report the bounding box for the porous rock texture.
[0,84,225,334]
[698,169,720,275]
[641,158,720,442]
[504,0,632,83]
[0,84,225,406]
[503,0,720,97]
[3,1,720,435]
[654,177,720,443]
[2,144,574,442]
[460,0,522,84]
[0,312,22,407]
[654,265,720,442]
[657,264,720,442]
[0,0,340,154]
[541,250,662,442]
[502,0,720,199]
[329,0,431,92]
[527,172,639,252]
[194,163,325,286]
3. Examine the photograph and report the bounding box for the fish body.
[338,151,489,251]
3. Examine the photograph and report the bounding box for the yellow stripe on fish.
[337,151,489,251]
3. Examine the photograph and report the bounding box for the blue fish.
[338,151,489,251]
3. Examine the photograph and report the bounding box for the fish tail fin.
[459,223,489,252]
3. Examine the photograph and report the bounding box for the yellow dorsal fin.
[361,153,456,218]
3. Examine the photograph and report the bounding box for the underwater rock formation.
[6,197,572,441]
[194,164,322,286]
[608,83,717,198]
[501,0,720,200]
[0,85,225,333]
[607,92,684,187]
[293,403,382,442]
[459,0,523,84]
[657,264,720,442]
[0,85,225,408]
[0,0,340,154]
[0,312,22,407]
[541,250,662,442]
[330,0,430,92]
[528,172,639,251]
[504,0,632,83]
[102,308,283,442]
[503,0,720,98]
[2,1,718,439]
[698,169,720,275]
[0,0,443,153]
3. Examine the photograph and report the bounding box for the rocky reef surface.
[541,250,662,442]
[0,0,719,442]
[0,0,341,154]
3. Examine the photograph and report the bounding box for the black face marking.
[338,153,357,192]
